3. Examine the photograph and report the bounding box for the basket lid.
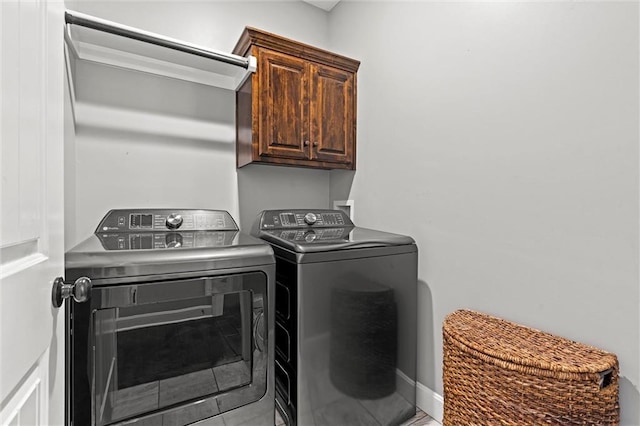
[443,310,618,374]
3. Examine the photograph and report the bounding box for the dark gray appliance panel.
[252,209,418,426]
[295,251,417,426]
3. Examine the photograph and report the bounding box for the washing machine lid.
[251,209,415,253]
[66,209,274,282]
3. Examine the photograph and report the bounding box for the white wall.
[71,60,241,241]
[66,1,334,244]
[329,1,639,424]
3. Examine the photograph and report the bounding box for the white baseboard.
[416,382,443,424]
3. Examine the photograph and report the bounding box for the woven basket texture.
[443,310,619,425]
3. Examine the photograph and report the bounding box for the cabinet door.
[309,64,355,167]
[258,48,310,160]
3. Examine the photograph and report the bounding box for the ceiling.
[302,0,341,12]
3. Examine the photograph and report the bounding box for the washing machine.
[60,209,275,426]
[251,209,417,426]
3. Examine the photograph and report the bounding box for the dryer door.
[70,272,268,426]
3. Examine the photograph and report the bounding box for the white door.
[0,0,66,425]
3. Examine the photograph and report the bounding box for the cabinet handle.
[312,142,318,147]
[303,141,310,147]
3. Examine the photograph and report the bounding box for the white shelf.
[64,10,256,90]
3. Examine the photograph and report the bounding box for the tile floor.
[275,407,440,426]
[399,410,440,426]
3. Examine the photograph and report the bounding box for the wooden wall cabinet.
[233,27,360,170]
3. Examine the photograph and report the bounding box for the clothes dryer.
[62,209,275,426]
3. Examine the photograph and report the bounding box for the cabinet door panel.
[310,64,355,166]
[259,49,309,160]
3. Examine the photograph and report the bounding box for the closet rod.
[65,9,251,69]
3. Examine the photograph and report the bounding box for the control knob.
[304,212,317,225]
[166,213,183,229]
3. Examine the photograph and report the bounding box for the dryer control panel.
[256,209,354,230]
[96,209,239,232]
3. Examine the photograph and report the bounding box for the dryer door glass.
[88,272,267,426]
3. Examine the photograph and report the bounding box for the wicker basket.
[443,309,619,425]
